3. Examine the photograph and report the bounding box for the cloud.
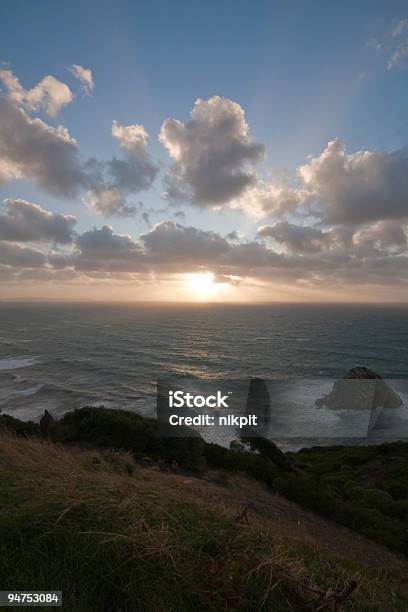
[84,121,159,216]
[298,138,408,224]
[0,79,158,213]
[76,225,140,257]
[159,96,264,206]
[84,186,139,217]
[141,221,230,262]
[112,120,148,153]
[258,222,332,254]
[367,19,408,70]
[0,241,47,268]
[233,182,311,218]
[0,69,73,116]
[0,198,76,243]
[73,225,143,271]
[1,215,408,291]
[387,43,408,69]
[0,98,85,197]
[353,220,407,254]
[392,19,408,37]
[70,64,94,95]
[366,39,382,51]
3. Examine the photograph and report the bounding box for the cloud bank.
[1,66,408,297]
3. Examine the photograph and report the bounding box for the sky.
[1,0,408,302]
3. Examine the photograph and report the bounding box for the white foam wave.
[0,357,38,371]
[14,384,43,397]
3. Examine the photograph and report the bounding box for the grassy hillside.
[1,407,408,558]
[0,432,408,611]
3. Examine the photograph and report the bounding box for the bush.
[351,487,394,512]
[0,414,40,437]
[273,477,288,493]
[54,407,206,472]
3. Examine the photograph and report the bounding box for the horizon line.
[0,298,407,307]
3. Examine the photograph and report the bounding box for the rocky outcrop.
[316,367,403,412]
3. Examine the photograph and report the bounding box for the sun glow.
[188,272,217,298]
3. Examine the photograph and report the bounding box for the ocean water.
[1,302,408,448]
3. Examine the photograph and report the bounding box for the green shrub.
[0,414,40,437]
[273,477,288,493]
[351,487,394,512]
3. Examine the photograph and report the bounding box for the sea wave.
[0,357,38,371]
[13,384,44,397]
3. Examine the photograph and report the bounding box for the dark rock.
[344,367,382,380]
[40,409,55,436]
[244,377,271,435]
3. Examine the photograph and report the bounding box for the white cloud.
[298,138,408,224]
[84,187,140,217]
[387,43,408,69]
[233,182,311,218]
[0,98,84,197]
[367,19,408,70]
[159,96,264,206]
[392,19,408,37]
[0,72,159,213]
[70,64,94,95]
[112,120,148,153]
[0,69,73,116]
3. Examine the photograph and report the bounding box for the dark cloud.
[258,222,330,254]
[0,198,76,243]
[141,221,230,262]
[353,220,407,255]
[82,121,159,216]
[73,225,143,271]
[1,217,408,290]
[0,241,47,268]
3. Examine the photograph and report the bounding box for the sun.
[188,272,216,298]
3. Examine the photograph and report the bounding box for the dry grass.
[0,432,407,611]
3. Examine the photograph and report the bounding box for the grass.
[2,407,408,558]
[0,433,407,611]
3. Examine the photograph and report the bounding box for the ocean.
[1,302,408,448]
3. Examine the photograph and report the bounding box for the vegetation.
[36,406,408,556]
[0,407,408,610]
[0,431,407,611]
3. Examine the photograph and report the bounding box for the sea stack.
[316,367,402,411]
[40,409,55,436]
[244,377,271,436]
